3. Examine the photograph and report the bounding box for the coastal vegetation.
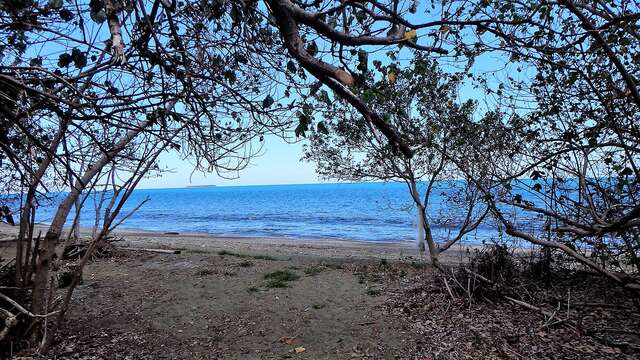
[1,0,639,357]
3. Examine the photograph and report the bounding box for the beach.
[1,223,636,359]
[0,222,472,264]
[0,223,432,358]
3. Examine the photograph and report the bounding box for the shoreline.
[0,222,476,264]
[115,225,416,245]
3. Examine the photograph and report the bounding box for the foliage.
[304,54,489,263]
[1,0,640,353]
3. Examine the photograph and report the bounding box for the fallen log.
[120,247,181,254]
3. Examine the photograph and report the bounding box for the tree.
[1,0,292,351]
[2,0,639,352]
[304,55,489,266]
[441,0,640,291]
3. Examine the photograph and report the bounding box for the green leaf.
[286,60,296,73]
[357,50,368,72]
[306,41,318,57]
[620,167,634,176]
[403,29,417,43]
[224,70,236,84]
[295,113,311,138]
[58,53,73,68]
[71,48,87,68]
[262,95,274,109]
[59,9,74,21]
[317,121,329,135]
[230,3,243,26]
[90,9,107,24]
[48,0,63,9]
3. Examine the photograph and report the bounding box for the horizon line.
[136,179,401,190]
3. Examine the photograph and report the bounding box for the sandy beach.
[0,222,473,265]
[1,223,637,359]
[1,223,433,358]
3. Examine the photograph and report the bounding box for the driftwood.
[120,247,181,254]
[61,244,112,260]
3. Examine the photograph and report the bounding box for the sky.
[136,2,526,190]
[137,136,320,189]
[136,51,514,189]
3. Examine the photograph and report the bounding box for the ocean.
[33,182,505,244]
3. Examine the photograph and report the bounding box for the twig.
[443,275,456,300]
[0,257,15,271]
[542,309,557,328]
[566,289,570,319]
[0,286,28,291]
[572,302,626,308]
[505,295,576,331]
[463,267,494,284]
[505,296,554,317]
[120,247,181,254]
[0,308,17,341]
[0,292,59,318]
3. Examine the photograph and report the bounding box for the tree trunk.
[422,208,440,268]
[416,204,426,255]
[17,123,68,285]
[409,180,440,266]
[30,120,152,350]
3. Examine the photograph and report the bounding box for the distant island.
[186,185,217,188]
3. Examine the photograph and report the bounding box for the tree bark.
[408,179,440,266]
[17,122,68,285]
[30,119,152,348]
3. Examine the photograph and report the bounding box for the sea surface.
[32,182,512,244]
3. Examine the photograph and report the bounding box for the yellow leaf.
[403,29,417,41]
[294,346,306,353]
[387,70,397,83]
[279,336,297,345]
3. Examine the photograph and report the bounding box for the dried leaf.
[387,70,397,83]
[278,336,297,345]
[403,29,417,41]
[404,29,418,43]
[294,346,306,353]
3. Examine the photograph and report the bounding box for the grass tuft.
[304,265,326,276]
[218,250,248,258]
[264,270,300,282]
[410,261,428,270]
[196,268,215,276]
[265,279,290,288]
[252,254,276,261]
[365,288,382,296]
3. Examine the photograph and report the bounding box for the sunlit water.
[29,182,537,244]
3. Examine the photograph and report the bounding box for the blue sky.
[136,2,527,189]
[138,136,319,188]
[137,51,514,189]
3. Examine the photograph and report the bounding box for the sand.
[0,222,473,264]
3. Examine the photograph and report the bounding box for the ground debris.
[381,265,640,359]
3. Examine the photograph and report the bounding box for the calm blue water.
[32,182,505,244]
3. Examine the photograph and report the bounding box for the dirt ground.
[48,250,420,359]
[1,224,639,359]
